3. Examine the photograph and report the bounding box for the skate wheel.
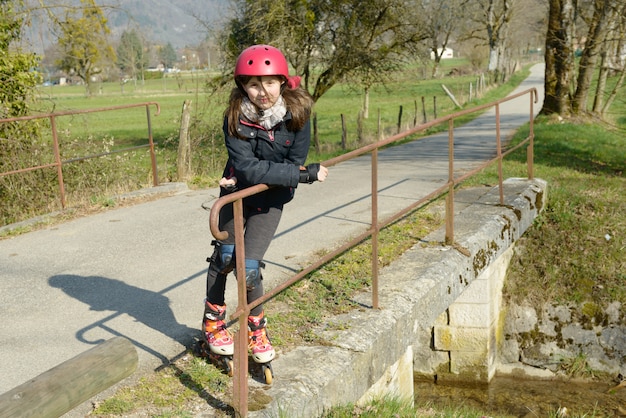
[262,364,273,385]
[226,359,234,377]
[195,341,208,358]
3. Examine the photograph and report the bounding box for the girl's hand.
[316,165,328,182]
[299,164,328,183]
[219,176,237,190]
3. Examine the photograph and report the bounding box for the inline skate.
[197,300,234,376]
[248,311,275,384]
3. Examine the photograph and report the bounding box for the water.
[414,376,626,417]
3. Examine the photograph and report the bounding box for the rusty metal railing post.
[495,103,504,205]
[528,91,535,180]
[49,115,67,209]
[371,147,379,309]
[445,119,455,245]
[145,105,159,186]
[232,198,249,418]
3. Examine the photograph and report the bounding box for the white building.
[431,48,454,60]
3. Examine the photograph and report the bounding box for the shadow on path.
[49,273,200,364]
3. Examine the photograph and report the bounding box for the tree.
[117,29,146,85]
[571,0,618,114]
[218,0,429,102]
[53,0,115,96]
[541,0,577,116]
[454,0,545,77]
[597,2,626,115]
[420,0,466,78]
[0,0,48,226]
[542,0,624,117]
[158,42,177,69]
[460,0,515,76]
[0,0,40,118]
[485,0,512,73]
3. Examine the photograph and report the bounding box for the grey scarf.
[240,96,287,130]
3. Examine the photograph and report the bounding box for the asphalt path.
[0,64,545,396]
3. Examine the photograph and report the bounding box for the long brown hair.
[225,77,314,139]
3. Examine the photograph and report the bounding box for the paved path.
[0,64,545,396]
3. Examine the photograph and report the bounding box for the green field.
[34,59,501,162]
[36,74,210,148]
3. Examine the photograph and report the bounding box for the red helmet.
[234,45,289,79]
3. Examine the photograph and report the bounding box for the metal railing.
[209,87,538,417]
[0,102,161,210]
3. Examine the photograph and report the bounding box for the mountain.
[23,0,230,53]
[104,0,229,48]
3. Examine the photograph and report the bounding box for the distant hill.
[104,0,229,48]
[23,0,229,53]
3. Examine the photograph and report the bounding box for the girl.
[202,45,328,370]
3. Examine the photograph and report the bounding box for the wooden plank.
[0,337,137,418]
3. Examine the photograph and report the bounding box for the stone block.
[456,277,490,304]
[358,346,414,406]
[449,302,491,327]
[450,350,490,374]
[434,325,490,352]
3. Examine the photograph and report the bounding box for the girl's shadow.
[49,274,198,361]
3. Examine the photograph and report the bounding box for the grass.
[35,73,209,144]
[93,354,233,416]
[321,396,513,418]
[490,115,625,308]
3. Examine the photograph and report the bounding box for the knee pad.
[237,259,264,291]
[207,240,235,274]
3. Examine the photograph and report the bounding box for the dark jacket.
[220,113,311,209]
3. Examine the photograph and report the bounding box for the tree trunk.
[572,0,611,114]
[177,100,192,181]
[592,51,608,113]
[602,64,626,115]
[541,0,577,116]
[363,87,370,119]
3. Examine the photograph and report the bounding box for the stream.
[414,376,626,417]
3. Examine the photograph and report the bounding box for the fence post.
[341,114,347,150]
[441,84,462,108]
[357,110,364,142]
[177,100,192,181]
[313,113,320,154]
[50,115,67,209]
[146,105,159,187]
